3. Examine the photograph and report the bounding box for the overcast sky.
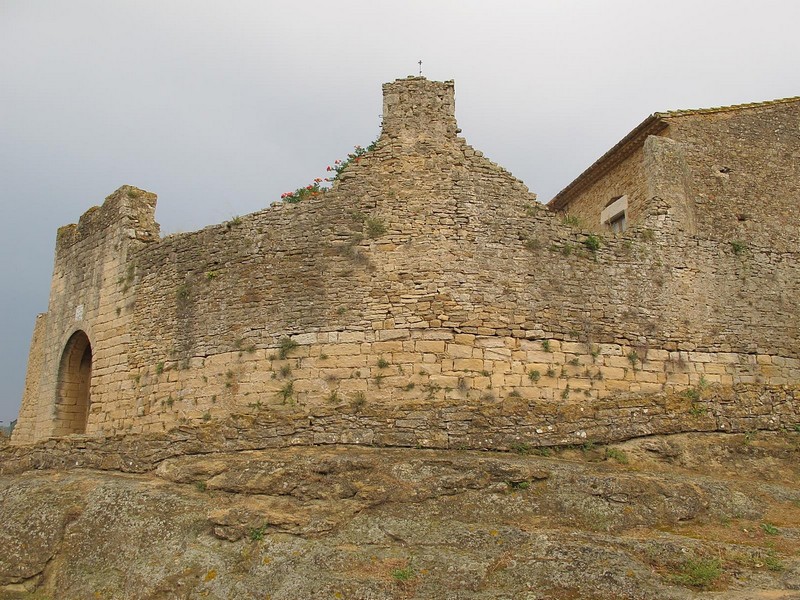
[1,0,798,426]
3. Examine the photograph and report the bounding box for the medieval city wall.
[11,78,800,442]
[12,190,159,443]
[81,146,800,435]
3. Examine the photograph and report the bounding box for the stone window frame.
[601,195,628,233]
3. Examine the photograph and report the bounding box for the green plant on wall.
[351,391,366,411]
[583,234,602,253]
[689,403,705,417]
[730,240,747,255]
[365,216,387,238]
[278,381,294,404]
[523,237,541,251]
[176,284,190,302]
[278,337,298,359]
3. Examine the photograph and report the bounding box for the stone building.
[11,78,800,444]
[548,96,800,250]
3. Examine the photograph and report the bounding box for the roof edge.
[654,95,800,119]
[547,115,667,211]
[547,95,800,211]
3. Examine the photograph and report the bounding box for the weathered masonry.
[12,78,800,444]
[548,96,800,250]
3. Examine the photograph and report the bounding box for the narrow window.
[600,195,628,233]
[608,212,627,233]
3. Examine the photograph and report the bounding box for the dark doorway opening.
[55,330,92,435]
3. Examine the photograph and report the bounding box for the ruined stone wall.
[12,189,159,442]
[12,315,46,444]
[12,78,800,442]
[114,207,799,436]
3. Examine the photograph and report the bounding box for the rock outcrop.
[2,428,799,599]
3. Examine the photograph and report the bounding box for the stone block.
[339,331,366,343]
[416,340,445,353]
[378,329,410,341]
[526,351,555,364]
[419,329,454,340]
[474,336,506,348]
[291,333,318,345]
[634,370,659,383]
[718,353,741,364]
[666,373,690,385]
[604,379,633,391]
[446,343,474,359]
[598,344,623,356]
[484,347,512,361]
[453,358,485,372]
[560,341,585,354]
[325,343,362,356]
[688,352,712,363]
[372,341,404,353]
[605,356,631,369]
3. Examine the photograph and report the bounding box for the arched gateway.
[54,330,92,435]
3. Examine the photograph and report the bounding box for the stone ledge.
[2,384,797,476]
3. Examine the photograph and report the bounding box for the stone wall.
[12,188,159,442]
[664,101,800,253]
[95,326,800,437]
[2,383,798,475]
[12,315,46,444]
[12,78,800,443]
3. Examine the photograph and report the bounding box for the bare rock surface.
[1,431,800,599]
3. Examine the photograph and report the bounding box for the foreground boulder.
[1,431,799,599]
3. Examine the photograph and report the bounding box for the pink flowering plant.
[280,178,325,204]
[279,140,377,204]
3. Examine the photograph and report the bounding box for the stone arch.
[54,330,93,435]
